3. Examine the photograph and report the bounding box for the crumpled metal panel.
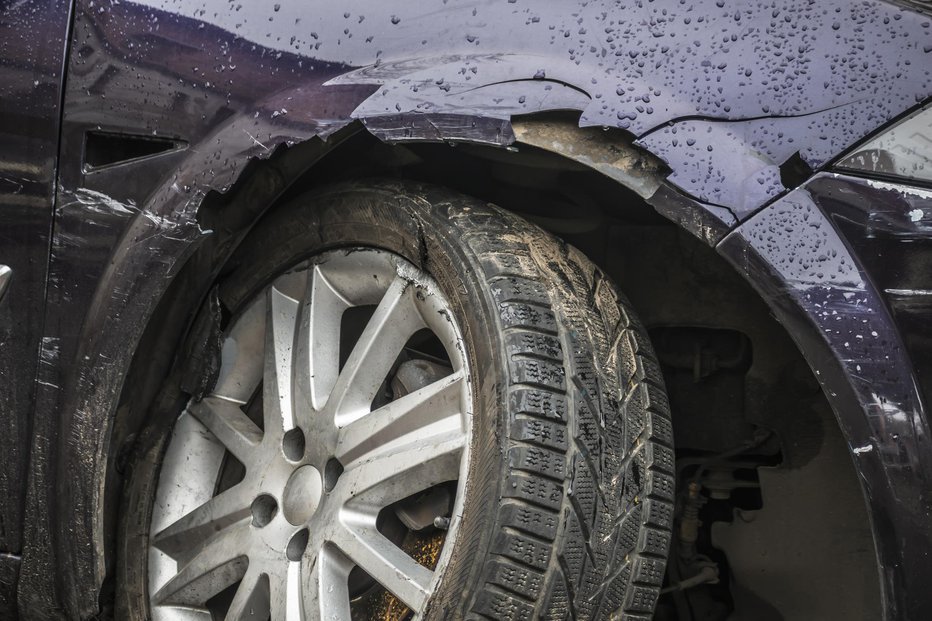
[52,0,932,212]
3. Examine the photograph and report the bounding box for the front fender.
[21,0,932,617]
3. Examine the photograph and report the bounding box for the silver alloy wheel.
[147,248,473,620]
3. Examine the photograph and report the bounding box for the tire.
[116,179,674,620]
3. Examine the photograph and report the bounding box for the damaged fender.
[16,0,932,618]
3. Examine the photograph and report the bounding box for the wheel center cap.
[281,464,323,525]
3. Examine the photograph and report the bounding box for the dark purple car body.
[1,0,931,618]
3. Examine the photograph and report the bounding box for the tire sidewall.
[117,181,512,619]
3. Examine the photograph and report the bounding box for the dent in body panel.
[315,1,932,216]
[57,0,932,211]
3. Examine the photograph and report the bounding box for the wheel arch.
[32,113,924,619]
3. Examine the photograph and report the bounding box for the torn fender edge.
[362,113,514,147]
[511,116,665,200]
[361,111,736,246]
[510,115,737,245]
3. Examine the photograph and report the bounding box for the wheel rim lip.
[147,247,474,619]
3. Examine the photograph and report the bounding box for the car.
[1,0,931,619]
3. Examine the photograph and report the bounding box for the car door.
[0,0,73,613]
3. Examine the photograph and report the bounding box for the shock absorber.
[678,481,703,563]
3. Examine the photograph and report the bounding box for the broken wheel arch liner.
[19,0,932,617]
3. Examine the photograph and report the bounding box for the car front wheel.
[117,180,675,620]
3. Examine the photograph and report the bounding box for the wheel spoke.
[295,265,350,417]
[263,285,299,437]
[335,371,464,464]
[268,563,299,621]
[298,545,353,621]
[212,297,266,404]
[151,522,250,607]
[150,250,474,621]
[326,276,426,425]
[225,566,270,621]
[151,483,253,562]
[340,426,465,510]
[188,397,262,464]
[333,523,433,611]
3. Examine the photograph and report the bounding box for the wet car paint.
[1,0,931,618]
[718,177,932,619]
[0,0,73,615]
[809,174,932,412]
[50,0,932,213]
